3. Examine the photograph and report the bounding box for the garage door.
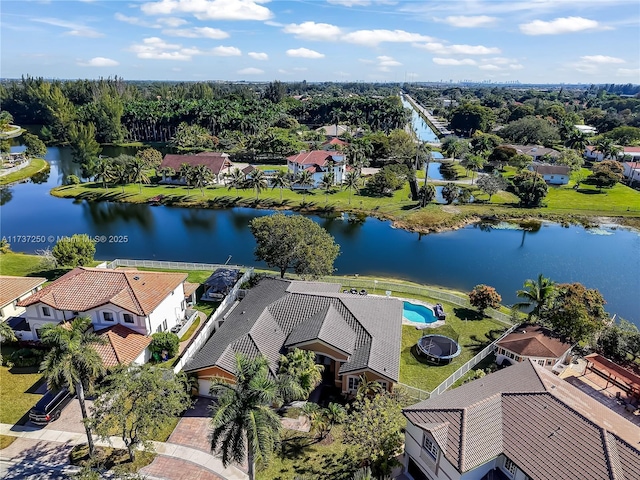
[198,379,213,397]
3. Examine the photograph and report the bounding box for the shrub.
[52,234,96,267]
[149,332,180,361]
[469,284,502,313]
[9,348,45,368]
[66,175,81,185]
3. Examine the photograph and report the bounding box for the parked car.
[29,388,73,425]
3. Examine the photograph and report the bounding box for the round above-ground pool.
[416,334,461,365]
[403,301,437,324]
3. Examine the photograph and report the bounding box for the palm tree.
[248,169,268,200]
[40,317,106,457]
[271,170,290,201]
[180,163,194,191]
[463,155,485,185]
[319,172,334,204]
[0,321,17,364]
[129,156,150,193]
[343,171,361,204]
[564,130,587,151]
[355,374,384,400]
[226,168,244,195]
[94,158,113,190]
[296,170,314,202]
[192,164,213,196]
[209,354,281,480]
[514,274,556,322]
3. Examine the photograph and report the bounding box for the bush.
[52,234,96,267]
[9,348,45,368]
[149,332,180,361]
[469,284,502,314]
[66,175,81,185]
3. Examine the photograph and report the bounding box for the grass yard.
[0,435,17,449]
[0,252,79,281]
[179,317,201,342]
[0,346,45,425]
[256,426,359,480]
[0,158,49,186]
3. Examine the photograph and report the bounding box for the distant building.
[321,137,349,151]
[402,360,640,480]
[287,150,346,187]
[315,124,350,138]
[529,163,570,185]
[507,144,560,162]
[159,152,233,184]
[496,323,572,370]
[623,162,640,184]
[574,124,597,135]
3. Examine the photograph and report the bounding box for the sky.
[1,0,639,84]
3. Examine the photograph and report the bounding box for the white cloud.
[238,67,264,75]
[283,21,343,41]
[32,17,103,37]
[78,57,119,67]
[129,37,197,60]
[163,27,229,39]
[157,17,188,27]
[248,51,268,60]
[479,64,501,71]
[509,64,524,70]
[432,58,477,66]
[580,55,625,64]
[115,13,156,27]
[211,45,241,56]
[326,0,395,6]
[519,17,599,35]
[343,29,432,46]
[617,68,640,77]
[141,0,273,21]
[414,42,500,55]
[440,15,497,28]
[286,47,325,59]
[377,55,401,71]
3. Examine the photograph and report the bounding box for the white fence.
[0,161,29,177]
[104,258,244,272]
[173,268,253,373]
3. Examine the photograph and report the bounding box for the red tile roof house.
[286,150,347,188]
[159,152,233,185]
[495,324,572,372]
[623,162,640,184]
[17,267,193,367]
[0,275,47,322]
[402,360,640,480]
[321,137,349,151]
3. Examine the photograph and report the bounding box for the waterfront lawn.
[0,345,45,425]
[0,252,73,281]
[399,303,507,392]
[0,158,48,186]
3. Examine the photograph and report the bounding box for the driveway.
[168,397,213,453]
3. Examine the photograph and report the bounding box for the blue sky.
[1,0,639,83]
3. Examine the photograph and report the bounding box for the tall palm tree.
[192,164,213,196]
[463,155,485,185]
[343,171,361,205]
[180,163,194,191]
[296,170,314,202]
[40,317,106,457]
[514,274,556,321]
[209,354,281,480]
[226,167,244,195]
[94,158,113,190]
[248,169,268,200]
[0,321,17,364]
[319,172,334,204]
[271,170,290,201]
[129,156,150,193]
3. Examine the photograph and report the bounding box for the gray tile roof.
[184,277,403,382]
[404,360,640,479]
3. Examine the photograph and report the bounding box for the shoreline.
[49,183,640,235]
[0,158,49,186]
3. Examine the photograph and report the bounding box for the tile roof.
[531,164,571,176]
[0,276,47,306]
[18,267,187,315]
[623,147,640,153]
[93,324,151,367]
[322,138,348,146]
[184,277,403,382]
[315,125,349,136]
[404,360,640,479]
[160,152,232,175]
[507,144,560,158]
[287,151,344,167]
[497,324,572,358]
[183,282,199,298]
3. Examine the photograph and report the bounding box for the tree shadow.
[1,439,76,479]
[453,307,485,321]
[575,188,605,195]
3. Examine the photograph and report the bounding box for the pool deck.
[400,298,446,329]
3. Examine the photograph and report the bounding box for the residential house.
[507,145,560,162]
[287,150,346,187]
[402,359,640,480]
[529,163,570,185]
[585,146,640,162]
[574,124,597,135]
[159,152,233,184]
[16,267,192,343]
[93,323,153,367]
[0,276,47,322]
[621,147,640,161]
[321,138,349,151]
[585,145,604,162]
[315,124,350,138]
[184,277,403,397]
[496,324,572,370]
[622,162,640,184]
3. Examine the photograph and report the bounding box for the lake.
[1,146,639,324]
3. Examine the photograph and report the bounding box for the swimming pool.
[403,301,437,324]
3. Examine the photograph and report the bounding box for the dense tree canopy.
[499,116,560,146]
[449,103,496,136]
[511,170,548,206]
[250,213,340,279]
[52,234,96,267]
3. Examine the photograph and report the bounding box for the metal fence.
[173,268,253,373]
[104,258,244,271]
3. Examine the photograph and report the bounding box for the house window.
[504,458,517,476]
[123,313,134,324]
[72,311,79,316]
[347,376,361,392]
[42,306,51,317]
[423,436,438,459]
[162,319,167,331]
[377,380,388,391]
[546,359,553,366]
[550,175,554,179]
[103,312,114,322]
[537,359,545,366]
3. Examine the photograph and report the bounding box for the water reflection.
[82,201,156,231]
[0,187,13,206]
[181,210,217,231]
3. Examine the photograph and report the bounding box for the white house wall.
[1,288,42,321]
[147,283,186,333]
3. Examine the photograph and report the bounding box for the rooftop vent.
[133,276,140,281]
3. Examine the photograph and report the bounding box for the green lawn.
[257,426,358,480]
[0,252,79,281]
[0,346,45,425]
[179,317,201,342]
[0,158,48,186]
[0,435,17,449]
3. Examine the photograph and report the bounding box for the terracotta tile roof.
[287,151,343,167]
[623,147,640,153]
[93,324,151,367]
[18,267,187,315]
[404,360,640,479]
[160,153,233,175]
[241,165,256,175]
[322,138,348,146]
[0,276,47,306]
[497,324,572,358]
[624,162,640,169]
[183,282,199,298]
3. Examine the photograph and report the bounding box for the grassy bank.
[0,158,48,186]
[50,173,640,233]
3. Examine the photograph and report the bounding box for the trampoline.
[416,334,461,365]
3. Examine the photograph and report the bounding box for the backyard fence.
[173,268,254,373]
[104,258,245,272]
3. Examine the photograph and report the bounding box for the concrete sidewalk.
[0,423,247,480]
